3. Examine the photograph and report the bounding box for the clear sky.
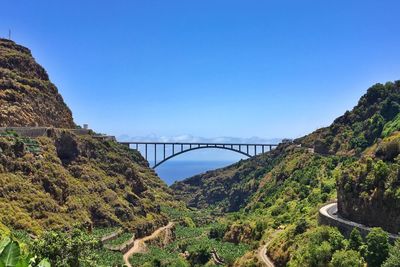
[1,0,400,141]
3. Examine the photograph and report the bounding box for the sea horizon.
[154,160,238,185]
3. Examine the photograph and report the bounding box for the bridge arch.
[153,145,251,168]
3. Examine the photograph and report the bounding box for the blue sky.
[1,0,400,142]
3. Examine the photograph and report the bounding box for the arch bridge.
[120,142,278,168]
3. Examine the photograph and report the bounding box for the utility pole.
[8,29,11,40]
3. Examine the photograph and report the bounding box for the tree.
[330,249,364,267]
[348,228,363,251]
[382,239,400,267]
[294,218,309,235]
[365,228,389,267]
[209,224,227,240]
[0,236,50,267]
[308,241,332,267]
[32,228,100,267]
[187,244,210,266]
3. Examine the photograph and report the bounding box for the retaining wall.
[319,203,399,243]
[0,127,91,138]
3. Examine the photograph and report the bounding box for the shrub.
[348,228,363,251]
[0,236,50,267]
[365,228,389,267]
[32,228,101,267]
[187,244,210,265]
[383,239,400,267]
[294,218,309,235]
[330,249,364,267]
[376,139,400,161]
[209,224,227,240]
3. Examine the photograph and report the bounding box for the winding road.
[123,222,175,267]
[319,202,399,241]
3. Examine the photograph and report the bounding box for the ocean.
[154,160,237,185]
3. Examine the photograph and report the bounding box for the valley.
[1,38,400,267]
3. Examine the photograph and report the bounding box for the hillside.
[0,40,178,238]
[300,81,400,155]
[337,132,400,234]
[0,38,74,128]
[171,148,284,212]
[172,81,400,266]
[173,81,400,211]
[0,131,177,236]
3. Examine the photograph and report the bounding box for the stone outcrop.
[0,38,75,128]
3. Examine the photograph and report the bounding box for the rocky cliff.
[336,133,400,233]
[0,38,74,128]
[0,39,178,237]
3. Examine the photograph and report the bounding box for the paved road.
[319,202,399,240]
[123,222,175,267]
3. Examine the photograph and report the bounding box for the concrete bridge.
[0,127,279,169]
[120,142,278,168]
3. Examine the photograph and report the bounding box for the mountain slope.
[173,81,400,211]
[300,81,400,155]
[172,81,400,266]
[0,39,178,237]
[171,148,284,212]
[336,132,400,233]
[0,38,74,128]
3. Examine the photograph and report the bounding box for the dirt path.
[123,222,175,267]
[258,243,275,267]
[257,230,282,267]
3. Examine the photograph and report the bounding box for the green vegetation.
[365,228,389,267]
[32,228,100,267]
[1,226,128,267]
[0,131,176,235]
[382,113,400,137]
[0,236,50,267]
[95,249,124,267]
[172,81,400,266]
[130,224,250,266]
[104,232,133,247]
[336,133,400,233]
[301,81,400,154]
[383,239,400,267]
[91,227,120,239]
[0,38,75,128]
[330,250,363,267]
[130,209,250,267]
[2,38,400,266]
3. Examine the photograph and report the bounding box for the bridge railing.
[119,142,278,168]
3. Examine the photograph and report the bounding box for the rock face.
[0,38,74,128]
[0,39,177,236]
[336,134,400,234]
